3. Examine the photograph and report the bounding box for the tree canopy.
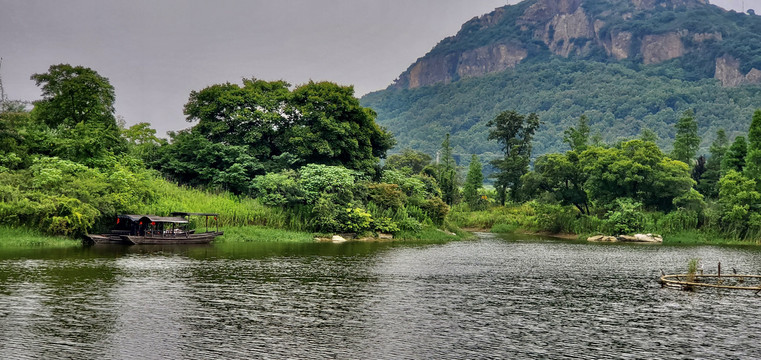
[155,79,395,193]
[488,110,540,204]
[29,64,125,163]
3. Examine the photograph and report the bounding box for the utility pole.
[0,57,6,109]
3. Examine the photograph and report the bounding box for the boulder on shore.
[588,234,663,243]
[617,234,663,243]
[587,235,618,242]
[634,233,663,243]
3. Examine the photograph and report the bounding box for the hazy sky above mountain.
[0,0,758,136]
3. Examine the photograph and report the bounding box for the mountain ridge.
[361,0,761,162]
[389,0,761,90]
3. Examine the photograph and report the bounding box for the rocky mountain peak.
[391,0,761,90]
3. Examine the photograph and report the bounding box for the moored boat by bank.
[84,212,223,245]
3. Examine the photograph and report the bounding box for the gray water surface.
[1,233,761,359]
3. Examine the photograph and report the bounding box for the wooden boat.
[84,212,223,245]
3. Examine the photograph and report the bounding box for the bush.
[250,170,303,206]
[373,216,400,233]
[299,164,357,204]
[367,183,405,210]
[421,197,449,225]
[605,198,646,235]
[339,207,373,233]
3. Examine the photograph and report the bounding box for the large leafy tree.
[174,79,394,187]
[184,79,292,159]
[153,130,262,194]
[285,81,395,175]
[30,64,124,162]
[528,152,590,214]
[580,140,694,211]
[487,110,540,204]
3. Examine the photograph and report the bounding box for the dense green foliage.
[462,154,484,209]
[671,110,700,164]
[362,59,761,162]
[30,64,126,164]
[449,109,761,243]
[488,110,539,204]
[153,79,394,194]
[2,65,455,242]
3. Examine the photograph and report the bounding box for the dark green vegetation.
[449,108,761,245]
[0,65,457,245]
[361,0,761,160]
[362,59,761,160]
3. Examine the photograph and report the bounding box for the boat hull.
[85,234,128,245]
[85,232,223,245]
[123,232,224,245]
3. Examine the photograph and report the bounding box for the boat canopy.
[117,214,189,224]
[171,212,219,217]
[139,215,189,224]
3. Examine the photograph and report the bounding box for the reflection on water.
[2,234,761,359]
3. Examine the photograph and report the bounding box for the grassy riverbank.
[0,223,469,248]
[450,203,761,246]
[0,227,81,248]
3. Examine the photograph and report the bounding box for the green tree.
[671,110,700,165]
[744,110,761,183]
[640,128,659,143]
[462,154,484,208]
[181,79,394,178]
[487,110,540,204]
[717,170,761,238]
[438,134,458,205]
[123,122,166,163]
[722,136,747,175]
[580,140,694,211]
[530,152,590,214]
[697,129,728,198]
[152,130,263,194]
[285,81,395,175]
[30,64,125,162]
[385,148,432,174]
[563,115,590,152]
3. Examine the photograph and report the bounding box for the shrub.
[250,170,303,206]
[339,207,373,233]
[367,183,405,210]
[420,197,449,225]
[605,198,646,235]
[298,164,357,204]
[373,216,400,233]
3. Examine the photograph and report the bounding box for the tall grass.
[0,226,80,248]
[218,226,314,243]
[131,178,316,232]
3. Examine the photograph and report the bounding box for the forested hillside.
[361,0,761,161]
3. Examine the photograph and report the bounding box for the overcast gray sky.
[0,0,757,137]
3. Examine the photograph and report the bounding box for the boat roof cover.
[118,214,189,224]
[141,215,189,224]
[171,212,220,217]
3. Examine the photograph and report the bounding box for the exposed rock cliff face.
[715,55,761,86]
[457,43,528,79]
[392,0,760,90]
[546,7,595,57]
[641,32,685,64]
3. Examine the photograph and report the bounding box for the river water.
[1,233,761,359]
